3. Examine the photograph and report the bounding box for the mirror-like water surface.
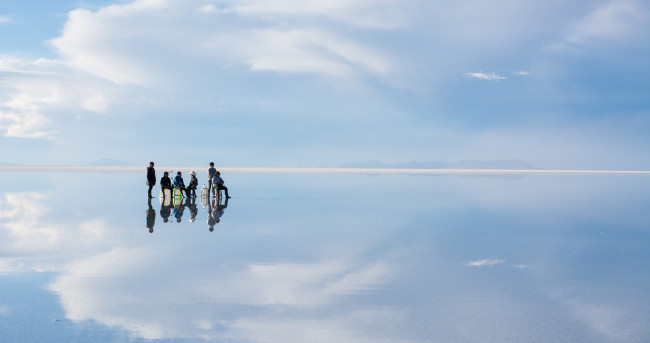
[1,171,648,342]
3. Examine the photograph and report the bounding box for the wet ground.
[0,171,648,342]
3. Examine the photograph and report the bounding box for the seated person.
[187,171,199,197]
[173,171,187,196]
[211,171,231,198]
[160,171,173,196]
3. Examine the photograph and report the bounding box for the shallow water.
[0,171,648,343]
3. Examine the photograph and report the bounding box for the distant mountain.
[87,158,134,166]
[340,159,539,170]
[449,159,538,169]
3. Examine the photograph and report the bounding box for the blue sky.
[0,0,649,169]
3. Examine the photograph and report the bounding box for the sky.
[0,0,649,169]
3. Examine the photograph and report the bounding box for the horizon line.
[0,165,648,175]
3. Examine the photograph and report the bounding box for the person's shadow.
[146,198,156,233]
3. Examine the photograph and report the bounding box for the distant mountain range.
[339,159,539,170]
[87,158,135,166]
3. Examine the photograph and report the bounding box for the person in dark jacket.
[146,162,156,198]
[160,171,173,196]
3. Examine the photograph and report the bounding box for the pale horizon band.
[0,165,648,175]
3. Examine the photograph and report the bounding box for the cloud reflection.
[1,191,401,341]
[49,249,396,341]
[1,171,648,343]
[0,192,117,271]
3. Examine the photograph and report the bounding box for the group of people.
[146,161,230,199]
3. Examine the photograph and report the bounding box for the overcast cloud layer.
[0,0,649,168]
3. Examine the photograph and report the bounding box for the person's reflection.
[207,196,217,231]
[173,197,187,223]
[207,196,228,232]
[200,192,208,209]
[187,196,198,223]
[160,196,172,223]
[146,198,156,233]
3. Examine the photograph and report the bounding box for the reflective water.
[0,171,648,343]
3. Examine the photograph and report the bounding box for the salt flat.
[0,171,648,343]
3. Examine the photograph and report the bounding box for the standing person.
[207,162,217,194]
[212,171,231,198]
[146,162,156,198]
[187,171,199,198]
[160,171,173,196]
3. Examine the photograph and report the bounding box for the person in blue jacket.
[173,171,187,196]
[211,171,231,198]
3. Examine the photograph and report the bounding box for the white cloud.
[566,0,650,45]
[79,91,107,112]
[220,28,394,77]
[197,4,218,14]
[0,83,61,139]
[513,70,530,76]
[463,72,507,81]
[3,0,648,171]
[0,58,117,138]
[466,258,505,267]
[50,7,152,85]
[228,0,408,29]
[49,0,399,86]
